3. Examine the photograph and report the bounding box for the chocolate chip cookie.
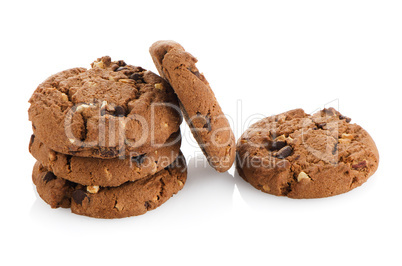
[150,41,235,172]
[32,153,187,219]
[29,130,181,187]
[28,56,182,158]
[236,108,379,198]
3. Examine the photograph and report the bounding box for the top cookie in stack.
[29,56,182,158]
[28,56,187,218]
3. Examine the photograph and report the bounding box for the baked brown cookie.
[236,108,379,199]
[32,153,187,219]
[29,130,181,187]
[150,41,235,172]
[28,56,182,158]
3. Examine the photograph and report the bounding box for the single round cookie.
[236,108,379,199]
[150,41,235,172]
[29,130,181,187]
[28,56,182,158]
[32,153,187,219]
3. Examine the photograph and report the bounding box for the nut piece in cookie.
[236,108,379,199]
[150,40,235,172]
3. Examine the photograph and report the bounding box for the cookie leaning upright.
[28,56,182,158]
[150,41,235,172]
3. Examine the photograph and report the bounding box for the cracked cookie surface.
[28,56,182,158]
[32,153,187,219]
[236,108,379,198]
[150,41,235,172]
[29,131,181,187]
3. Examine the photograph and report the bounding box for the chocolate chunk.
[43,172,56,183]
[132,154,146,165]
[130,73,142,81]
[275,145,293,159]
[72,190,87,205]
[115,67,127,72]
[114,106,126,117]
[339,115,352,123]
[352,161,367,169]
[269,141,287,151]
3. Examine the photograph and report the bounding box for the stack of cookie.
[28,56,187,218]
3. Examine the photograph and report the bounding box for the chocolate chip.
[332,143,338,155]
[195,112,211,131]
[117,60,126,67]
[203,116,212,131]
[187,67,201,78]
[43,172,56,183]
[144,201,150,210]
[275,145,293,159]
[323,108,336,116]
[132,154,146,165]
[135,66,145,72]
[115,67,127,72]
[29,134,35,146]
[352,161,367,169]
[268,141,287,151]
[317,122,327,129]
[72,190,87,205]
[129,73,142,81]
[339,115,352,123]
[113,106,126,117]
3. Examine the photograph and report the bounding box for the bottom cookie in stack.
[32,154,187,219]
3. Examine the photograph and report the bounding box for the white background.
[1,1,401,265]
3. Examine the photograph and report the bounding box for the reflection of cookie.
[28,56,182,158]
[150,41,235,172]
[236,108,379,199]
[32,153,187,219]
[29,131,181,187]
